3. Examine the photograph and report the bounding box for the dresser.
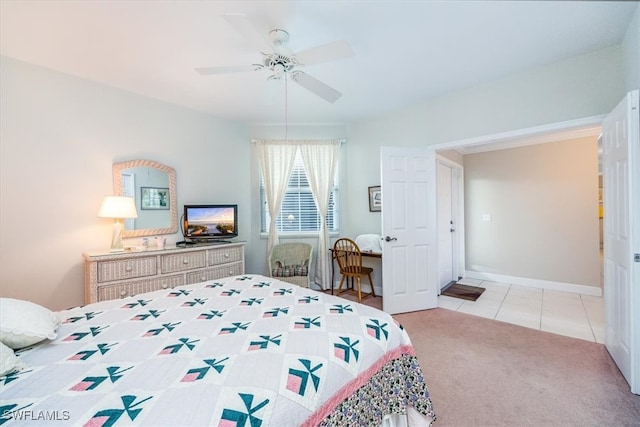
[83,242,245,304]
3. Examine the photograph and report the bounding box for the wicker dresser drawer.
[185,262,244,284]
[208,246,243,266]
[84,243,244,304]
[97,257,157,283]
[161,251,206,273]
[97,274,185,300]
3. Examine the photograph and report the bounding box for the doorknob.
[384,236,397,242]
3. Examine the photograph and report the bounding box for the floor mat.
[441,283,486,301]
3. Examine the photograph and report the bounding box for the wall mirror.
[113,159,178,237]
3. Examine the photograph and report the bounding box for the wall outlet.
[482,214,492,222]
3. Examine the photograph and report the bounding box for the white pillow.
[0,298,61,349]
[0,341,26,376]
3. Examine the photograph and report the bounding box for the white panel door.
[602,90,639,394]
[437,161,455,289]
[381,146,438,314]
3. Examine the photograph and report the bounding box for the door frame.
[431,116,603,286]
[436,154,465,291]
[432,116,604,154]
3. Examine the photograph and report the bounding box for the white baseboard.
[464,270,602,297]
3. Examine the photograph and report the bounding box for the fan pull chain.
[284,72,289,142]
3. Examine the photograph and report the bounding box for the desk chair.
[333,238,376,303]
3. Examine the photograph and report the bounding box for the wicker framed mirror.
[113,159,178,237]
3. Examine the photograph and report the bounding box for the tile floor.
[438,278,605,343]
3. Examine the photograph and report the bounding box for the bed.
[0,274,435,426]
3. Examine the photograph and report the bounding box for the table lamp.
[98,196,138,252]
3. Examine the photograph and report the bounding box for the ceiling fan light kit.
[268,29,290,50]
[196,14,354,103]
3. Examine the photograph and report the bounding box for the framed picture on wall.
[141,187,169,210]
[368,186,381,212]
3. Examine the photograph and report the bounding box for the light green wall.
[343,46,628,288]
[344,46,625,239]
[622,4,640,92]
[0,56,250,310]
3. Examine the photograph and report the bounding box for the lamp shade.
[98,196,138,219]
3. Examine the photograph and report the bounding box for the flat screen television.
[183,204,238,242]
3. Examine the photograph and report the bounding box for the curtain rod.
[251,139,346,145]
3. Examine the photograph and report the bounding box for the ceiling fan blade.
[195,65,259,75]
[223,13,272,53]
[295,40,354,66]
[291,71,342,103]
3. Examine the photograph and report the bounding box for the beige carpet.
[393,308,640,427]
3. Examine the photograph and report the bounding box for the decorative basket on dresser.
[83,242,245,304]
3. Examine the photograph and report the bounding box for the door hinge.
[635,253,640,263]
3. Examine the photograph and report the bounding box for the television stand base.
[177,239,234,248]
[195,240,232,246]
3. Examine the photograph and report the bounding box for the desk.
[329,249,382,295]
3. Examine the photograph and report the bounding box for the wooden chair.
[333,238,376,303]
[268,243,313,287]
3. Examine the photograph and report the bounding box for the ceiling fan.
[195,14,354,103]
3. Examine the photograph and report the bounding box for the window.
[261,152,339,234]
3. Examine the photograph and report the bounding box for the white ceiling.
[1,1,636,125]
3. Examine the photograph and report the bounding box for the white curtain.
[299,140,341,290]
[255,140,298,253]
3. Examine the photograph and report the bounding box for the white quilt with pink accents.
[1,275,434,426]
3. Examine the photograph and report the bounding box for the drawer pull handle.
[125,266,133,272]
[224,253,230,258]
[120,290,127,297]
[183,258,189,264]
[201,276,206,281]
[162,284,168,289]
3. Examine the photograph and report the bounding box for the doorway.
[432,117,603,293]
[436,155,464,291]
